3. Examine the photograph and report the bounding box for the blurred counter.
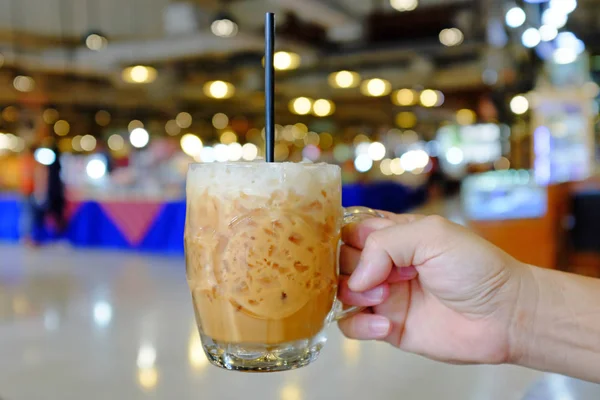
[463,170,600,271]
[0,183,426,254]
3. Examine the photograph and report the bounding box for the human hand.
[337,214,530,365]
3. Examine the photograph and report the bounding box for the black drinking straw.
[265,12,275,163]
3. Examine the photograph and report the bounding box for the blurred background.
[0,0,599,399]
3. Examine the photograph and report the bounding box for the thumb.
[348,215,445,292]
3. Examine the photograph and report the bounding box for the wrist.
[507,262,541,366]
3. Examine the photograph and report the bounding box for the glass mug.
[185,162,383,372]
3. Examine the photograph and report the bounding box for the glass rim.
[187,162,340,171]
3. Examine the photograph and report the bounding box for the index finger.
[342,213,423,250]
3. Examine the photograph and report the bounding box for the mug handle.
[330,206,386,322]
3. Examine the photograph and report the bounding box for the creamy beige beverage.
[185,163,342,346]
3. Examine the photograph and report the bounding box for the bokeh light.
[180,134,203,157]
[539,25,558,42]
[505,7,526,28]
[80,135,97,151]
[439,28,464,47]
[312,99,335,117]
[13,75,35,92]
[128,120,144,132]
[354,154,373,173]
[176,112,193,129]
[242,143,258,161]
[165,120,180,136]
[420,89,443,107]
[108,134,124,151]
[130,128,150,148]
[43,108,59,124]
[122,65,157,84]
[522,28,541,48]
[85,33,108,51]
[328,70,361,88]
[211,19,238,38]
[390,0,418,12]
[446,147,464,165]
[204,80,235,99]
[54,120,70,136]
[228,142,243,161]
[86,158,107,179]
[34,148,56,166]
[368,142,386,161]
[510,95,529,115]
[274,51,301,71]
[95,110,111,126]
[390,158,405,175]
[212,113,229,129]
[396,112,417,128]
[392,89,418,106]
[72,135,83,152]
[220,130,238,144]
[456,109,477,125]
[361,78,392,97]
[380,158,393,175]
[319,133,333,149]
[289,97,313,115]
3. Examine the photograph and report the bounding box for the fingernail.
[348,263,369,290]
[398,266,418,278]
[363,286,385,302]
[368,317,390,337]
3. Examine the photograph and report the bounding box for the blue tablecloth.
[0,183,426,254]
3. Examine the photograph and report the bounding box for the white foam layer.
[186,162,341,197]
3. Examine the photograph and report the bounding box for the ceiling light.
[439,28,464,47]
[274,51,300,71]
[211,13,238,38]
[328,70,361,88]
[203,80,235,99]
[312,99,335,117]
[85,33,108,51]
[360,78,392,97]
[13,75,35,92]
[420,89,444,107]
[392,89,418,106]
[289,97,313,115]
[390,0,418,12]
[122,65,157,84]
